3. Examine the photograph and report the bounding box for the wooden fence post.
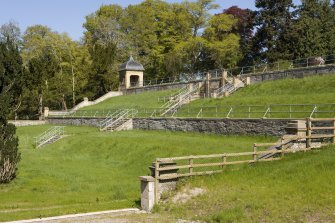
[306,118,311,148]
[281,137,285,158]
[189,158,193,175]
[253,144,257,162]
[222,155,226,168]
[154,160,159,204]
[333,119,335,144]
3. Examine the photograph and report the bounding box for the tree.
[223,6,255,65]
[253,0,294,62]
[0,38,22,183]
[20,25,91,117]
[169,36,210,76]
[183,0,219,37]
[203,13,241,70]
[0,21,22,47]
[83,4,127,97]
[289,0,335,58]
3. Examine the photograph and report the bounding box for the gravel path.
[8,209,174,223]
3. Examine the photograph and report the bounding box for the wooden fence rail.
[152,118,335,203]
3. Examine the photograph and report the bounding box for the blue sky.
[0,0,301,40]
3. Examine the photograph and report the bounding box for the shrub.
[0,123,20,183]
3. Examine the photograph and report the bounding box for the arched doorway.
[130,75,140,87]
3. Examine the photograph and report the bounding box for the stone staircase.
[99,109,137,132]
[34,126,65,148]
[258,120,323,160]
[160,83,202,116]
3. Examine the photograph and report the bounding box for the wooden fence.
[152,118,335,203]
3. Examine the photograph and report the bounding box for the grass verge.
[157,145,335,222]
[0,125,275,221]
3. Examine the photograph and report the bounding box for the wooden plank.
[306,118,311,148]
[303,134,335,139]
[158,170,224,180]
[310,126,335,130]
[254,143,278,147]
[154,160,159,204]
[253,144,257,162]
[189,158,193,174]
[310,118,335,121]
[257,157,282,162]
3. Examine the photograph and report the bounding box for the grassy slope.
[0,125,274,221]
[77,75,335,118]
[194,74,335,106]
[158,146,335,222]
[177,74,335,118]
[80,89,179,111]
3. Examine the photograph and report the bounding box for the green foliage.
[21,25,91,115]
[254,0,295,62]
[204,13,241,69]
[0,124,20,183]
[289,0,335,58]
[0,38,22,183]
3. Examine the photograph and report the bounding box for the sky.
[0,0,301,41]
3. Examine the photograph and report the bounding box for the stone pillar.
[245,77,251,85]
[44,107,49,118]
[139,176,155,212]
[149,161,179,201]
[223,70,228,79]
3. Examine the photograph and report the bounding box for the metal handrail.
[34,126,65,148]
[99,109,138,131]
[160,83,202,116]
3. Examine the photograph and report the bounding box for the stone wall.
[47,117,103,127]
[47,117,297,136]
[9,120,47,126]
[124,81,195,95]
[124,65,335,94]
[247,64,335,84]
[133,118,292,136]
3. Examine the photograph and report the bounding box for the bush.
[0,123,20,183]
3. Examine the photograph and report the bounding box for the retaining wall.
[9,120,47,126]
[125,65,335,93]
[47,117,296,136]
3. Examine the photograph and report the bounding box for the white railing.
[213,79,245,98]
[160,83,202,116]
[34,126,65,148]
[99,109,138,131]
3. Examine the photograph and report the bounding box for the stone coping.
[47,117,304,121]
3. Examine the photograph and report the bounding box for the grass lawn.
[177,74,335,118]
[157,145,335,222]
[79,89,179,112]
[0,125,275,222]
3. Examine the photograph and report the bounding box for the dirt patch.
[172,187,205,204]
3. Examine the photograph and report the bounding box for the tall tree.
[0,37,22,183]
[20,25,91,117]
[289,0,335,58]
[183,0,219,37]
[223,6,255,65]
[204,13,241,70]
[254,0,294,62]
[83,4,128,97]
[0,21,22,47]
